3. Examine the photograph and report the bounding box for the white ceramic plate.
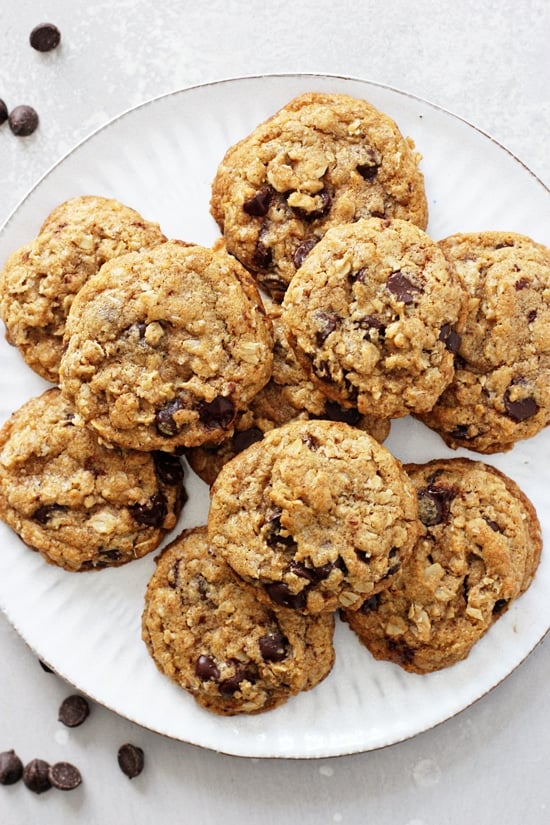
[0,74,549,759]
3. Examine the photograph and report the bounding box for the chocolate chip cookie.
[342,458,542,673]
[59,240,274,451]
[207,419,421,614]
[419,231,550,453]
[0,388,186,571]
[187,296,390,485]
[211,91,428,299]
[142,526,335,715]
[281,217,466,419]
[0,195,166,383]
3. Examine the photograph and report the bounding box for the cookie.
[0,195,166,383]
[207,419,421,614]
[281,217,466,419]
[142,526,335,715]
[342,458,542,673]
[0,388,186,571]
[419,231,550,453]
[211,91,428,299]
[59,240,274,452]
[187,297,390,485]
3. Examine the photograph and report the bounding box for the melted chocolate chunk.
[527,309,537,323]
[243,186,273,216]
[483,516,502,533]
[253,238,272,269]
[265,511,297,550]
[129,492,168,527]
[492,598,509,616]
[32,503,66,524]
[153,451,184,485]
[449,424,472,440]
[315,310,339,345]
[219,663,258,695]
[259,630,289,662]
[198,396,236,430]
[503,388,538,422]
[386,271,421,304]
[357,161,379,180]
[290,189,332,221]
[439,324,461,354]
[265,582,307,610]
[293,237,319,269]
[195,654,220,681]
[357,315,386,339]
[417,483,457,526]
[155,397,186,436]
[232,427,263,453]
[514,277,530,290]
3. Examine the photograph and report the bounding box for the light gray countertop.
[1,2,549,823]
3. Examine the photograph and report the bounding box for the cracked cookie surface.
[211,91,428,299]
[342,458,542,673]
[59,240,274,451]
[281,217,466,419]
[419,231,550,453]
[0,195,166,383]
[142,526,335,715]
[0,388,186,571]
[207,419,420,614]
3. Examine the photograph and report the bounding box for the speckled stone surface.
[0,2,549,824]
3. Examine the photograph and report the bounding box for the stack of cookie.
[0,91,546,716]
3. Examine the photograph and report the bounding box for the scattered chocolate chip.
[48,762,82,791]
[129,491,168,527]
[219,663,258,695]
[153,451,184,486]
[197,396,236,430]
[265,582,307,610]
[320,401,361,425]
[58,694,90,727]
[259,630,289,662]
[29,22,61,52]
[0,750,23,785]
[117,744,144,779]
[243,186,273,216]
[8,105,39,137]
[23,759,51,794]
[503,388,538,422]
[0,99,8,126]
[315,310,339,346]
[439,324,461,354]
[195,654,220,681]
[232,427,263,453]
[293,237,319,269]
[155,397,185,436]
[386,271,421,304]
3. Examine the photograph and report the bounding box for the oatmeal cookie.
[0,195,166,382]
[281,217,466,419]
[59,241,273,452]
[211,91,428,299]
[419,231,550,453]
[0,388,186,571]
[342,458,542,673]
[187,297,390,485]
[142,526,335,715]
[207,419,420,614]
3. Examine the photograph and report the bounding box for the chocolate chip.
[117,744,144,779]
[288,560,318,582]
[31,504,66,524]
[291,189,332,222]
[232,427,263,453]
[253,239,272,269]
[153,451,184,486]
[129,491,168,527]
[503,388,538,422]
[48,762,82,791]
[29,22,61,51]
[259,630,289,662]
[514,277,530,290]
[359,592,382,613]
[483,516,501,533]
[58,694,90,727]
[417,484,457,526]
[195,654,220,681]
[320,401,361,425]
[293,237,319,269]
[315,310,339,346]
[348,267,368,284]
[0,99,7,126]
[0,750,23,785]
[265,582,307,610]
[357,315,386,339]
[387,639,415,666]
[357,161,379,180]
[198,396,236,430]
[23,759,51,794]
[439,324,461,354]
[219,663,258,695]
[8,105,39,137]
[155,397,185,436]
[243,186,273,216]
[527,309,537,323]
[449,424,471,440]
[265,511,296,549]
[492,598,509,616]
[386,271,421,304]
[99,549,123,562]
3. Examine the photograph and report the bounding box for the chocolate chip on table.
[58,694,90,727]
[0,750,23,785]
[48,762,82,791]
[0,99,8,126]
[23,759,52,794]
[117,744,144,779]
[8,105,39,137]
[29,22,61,52]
